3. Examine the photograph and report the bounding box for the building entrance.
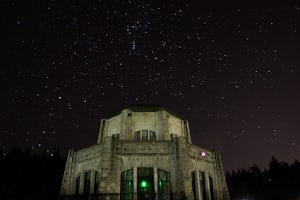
[137,168,154,200]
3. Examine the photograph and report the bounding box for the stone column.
[134,167,137,200]
[154,167,158,200]
[198,173,204,200]
[195,170,201,200]
[90,171,95,194]
[79,172,84,194]
[205,173,211,200]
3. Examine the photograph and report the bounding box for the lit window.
[121,169,134,199]
[140,180,148,188]
[158,169,170,198]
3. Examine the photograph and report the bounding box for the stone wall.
[97,108,189,142]
[61,136,229,199]
[60,106,229,199]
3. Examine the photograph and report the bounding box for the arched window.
[94,172,100,194]
[200,171,207,200]
[75,171,100,195]
[121,169,134,200]
[83,171,91,195]
[158,169,170,200]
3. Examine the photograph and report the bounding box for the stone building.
[60,105,229,200]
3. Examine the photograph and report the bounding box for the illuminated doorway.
[137,167,154,200]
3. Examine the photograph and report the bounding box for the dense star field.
[1,0,300,171]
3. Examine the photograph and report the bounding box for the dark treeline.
[226,157,300,200]
[0,148,65,200]
[0,148,300,200]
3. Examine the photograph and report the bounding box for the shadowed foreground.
[0,148,65,200]
[0,148,299,200]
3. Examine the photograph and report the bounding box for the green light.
[159,180,162,188]
[140,180,148,188]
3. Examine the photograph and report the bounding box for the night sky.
[1,0,300,171]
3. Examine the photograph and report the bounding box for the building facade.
[60,106,229,200]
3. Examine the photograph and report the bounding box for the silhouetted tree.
[226,156,300,200]
[0,148,65,200]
